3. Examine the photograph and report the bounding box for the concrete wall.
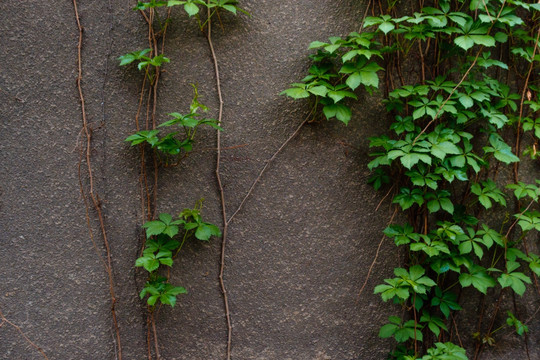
[0,1,537,359]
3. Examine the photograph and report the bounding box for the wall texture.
[0,1,537,359]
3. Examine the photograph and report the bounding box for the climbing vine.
[119,1,246,358]
[283,0,539,358]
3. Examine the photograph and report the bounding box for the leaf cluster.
[137,208,221,307]
[125,86,221,165]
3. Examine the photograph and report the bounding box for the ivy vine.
[118,1,246,358]
[283,0,539,358]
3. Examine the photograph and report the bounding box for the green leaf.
[484,134,520,164]
[168,0,186,6]
[184,2,199,16]
[159,213,172,224]
[346,72,362,90]
[195,224,212,241]
[498,262,532,296]
[379,22,395,34]
[140,257,160,272]
[158,257,173,267]
[143,220,167,237]
[458,95,474,108]
[529,255,540,276]
[431,141,460,160]
[280,87,310,99]
[507,311,528,336]
[222,4,237,13]
[327,90,357,103]
[459,266,495,294]
[147,295,159,306]
[401,153,432,169]
[307,85,328,97]
[469,35,495,47]
[118,49,151,66]
[454,36,475,50]
[379,323,399,338]
[308,41,328,49]
[323,104,352,125]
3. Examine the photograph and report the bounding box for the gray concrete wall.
[0,1,537,359]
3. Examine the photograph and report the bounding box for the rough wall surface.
[0,1,537,360]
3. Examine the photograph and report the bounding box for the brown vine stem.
[226,114,310,226]
[358,207,398,297]
[72,1,122,358]
[513,26,540,183]
[475,289,505,360]
[0,309,49,359]
[205,6,232,359]
[375,184,396,212]
[504,198,535,239]
[451,314,463,348]
[151,311,161,360]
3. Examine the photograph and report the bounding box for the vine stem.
[504,198,535,238]
[358,207,398,297]
[204,6,232,360]
[226,114,310,226]
[151,311,161,360]
[72,1,122,358]
[513,26,540,182]
[0,309,49,359]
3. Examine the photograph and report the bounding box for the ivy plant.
[283,0,539,357]
[125,85,221,166]
[136,207,221,307]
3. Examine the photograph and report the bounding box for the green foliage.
[281,32,383,124]
[118,49,170,71]
[506,311,529,336]
[125,86,221,165]
[379,316,424,343]
[284,0,539,356]
[418,342,467,360]
[140,277,187,307]
[134,0,248,17]
[136,206,220,307]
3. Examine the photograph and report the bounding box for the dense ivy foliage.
[284,0,539,358]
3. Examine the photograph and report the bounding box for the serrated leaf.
[470,35,495,47]
[144,258,160,272]
[308,41,328,49]
[159,257,173,267]
[459,268,495,294]
[184,2,199,16]
[307,85,328,97]
[143,220,167,237]
[323,104,352,124]
[379,22,395,34]
[159,213,172,224]
[280,87,310,99]
[346,72,362,90]
[195,224,213,241]
[455,35,475,50]
[379,323,399,338]
[147,295,159,306]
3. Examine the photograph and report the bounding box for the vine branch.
[205,5,232,359]
[72,1,122,358]
[0,309,49,359]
